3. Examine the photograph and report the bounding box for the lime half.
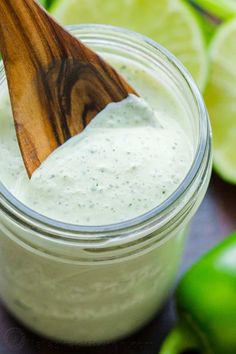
[204,19,236,184]
[51,0,208,91]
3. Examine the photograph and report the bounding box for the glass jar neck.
[0,25,212,261]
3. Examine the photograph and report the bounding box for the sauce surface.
[0,59,193,225]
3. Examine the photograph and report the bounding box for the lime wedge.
[191,0,236,21]
[204,19,236,184]
[51,0,208,91]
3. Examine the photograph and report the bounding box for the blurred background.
[0,0,235,353]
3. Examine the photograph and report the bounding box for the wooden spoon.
[0,0,138,177]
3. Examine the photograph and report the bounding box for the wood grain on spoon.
[0,0,138,177]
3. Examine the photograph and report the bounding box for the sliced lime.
[192,0,236,21]
[204,19,236,184]
[51,0,208,91]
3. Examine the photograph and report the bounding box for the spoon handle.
[0,0,78,65]
[0,0,50,61]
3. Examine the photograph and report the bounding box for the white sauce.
[0,62,193,226]
[0,55,195,344]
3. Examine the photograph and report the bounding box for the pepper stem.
[159,323,199,354]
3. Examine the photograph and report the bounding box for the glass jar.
[0,25,212,344]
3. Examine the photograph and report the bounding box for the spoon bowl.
[0,0,138,177]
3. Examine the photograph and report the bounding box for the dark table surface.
[0,173,235,354]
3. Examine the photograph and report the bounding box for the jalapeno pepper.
[159,231,236,354]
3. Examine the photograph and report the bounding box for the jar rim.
[0,24,211,241]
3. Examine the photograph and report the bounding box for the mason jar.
[0,24,212,344]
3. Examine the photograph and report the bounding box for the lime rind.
[51,0,208,91]
[204,18,236,184]
[39,0,54,10]
[191,0,236,21]
[189,0,220,43]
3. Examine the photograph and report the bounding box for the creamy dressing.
[0,43,202,344]
[0,61,193,226]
